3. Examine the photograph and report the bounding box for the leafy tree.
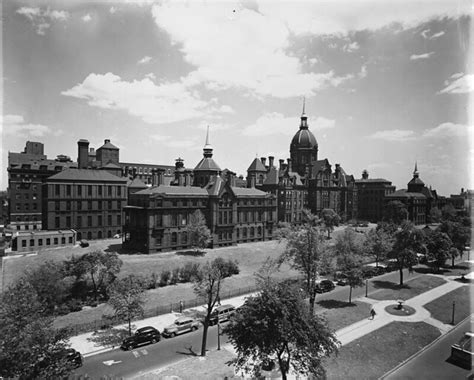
[320,208,341,239]
[224,279,338,380]
[278,210,329,314]
[438,220,471,257]
[0,280,73,379]
[193,258,226,356]
[390,222,425,285]
[23,260,72,314]
[185,210,212,253]
[429,207,442,223]
[107,274,147,336]
[441,204,457,221]
[425,231,452,272]
[66,250,122,301]
[334,228,365,303]
[364,227,393,267]
[449,247,460,268]
[384,200,408,225]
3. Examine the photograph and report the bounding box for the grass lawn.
[414,261,473,278]
[324,322,441,380]
[369,275,446,301]
[52,240,301,330]
[424,285,472,325]
[315,300,372,331]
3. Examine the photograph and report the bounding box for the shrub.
[169,268,180,285]
[180,262,200,283]
[214,257,240,278]
[159,270,171,287]
[148,272,158,289]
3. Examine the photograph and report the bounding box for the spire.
[203,125,213,158]
[413,161,419,177]
[300,97,308,129]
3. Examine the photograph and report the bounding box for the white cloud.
[151,134,197,149]
[1,114,62,138]
[82,14,92,23]
[368,129,416,141]
[422,122,473,138]
[16,7,69,35]
[151,3,355,98]
[242,112,335,137]
[430,31,445,39]
[61,72,231,125]
[138,56,152,65]
[145,73,156,80]
[410,52,435,60]
[421,29,430,38]
[109,6,117,14]
[308,58,318,65]
[438,74,474,94]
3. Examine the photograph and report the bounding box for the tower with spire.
[290,97,318,178]
[407,161,425,193]
[193,126,222,187]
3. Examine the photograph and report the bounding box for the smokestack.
[279,159,284,170]
[268,156,274,168]
[287,158,292,172]
[77,139,89,169]
[362,170,368,180]
[260,157,266,166]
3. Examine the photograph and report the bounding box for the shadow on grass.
[176,250,206,257]
[176,344,199,356]
[104,243,127,254]
[317,299,356,309]
[372,280,410,290]
[87,326,130,349]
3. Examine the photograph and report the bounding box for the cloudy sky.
[2,0,472,195]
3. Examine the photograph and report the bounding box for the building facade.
[11,229,77,253]
[42,169,127,241]
[355,170,396,222]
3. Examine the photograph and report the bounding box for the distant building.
[42,169,127,241]
[11,229,77,253]
[355,170,395,222]
[123,130,277,253]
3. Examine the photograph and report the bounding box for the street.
[73,324,229,379]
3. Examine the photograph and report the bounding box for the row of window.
[153,198,273,208]
[53,200,123,211]
[20,235,73,248]
[15,203,38,211]
[54,184,124,197]
[54,214,121,229]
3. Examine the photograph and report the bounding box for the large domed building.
[246,101,357,222]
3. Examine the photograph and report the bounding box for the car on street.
[120,326,161,350]
[162,317,200,338]
[79,240,89,248]
[316,279,335,293]
[63,348,83,368]
[209,304,236,326]
[451,331,473,369]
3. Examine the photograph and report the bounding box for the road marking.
[140,349,148,355]
[132,351,140,358]
[103,360,122,366]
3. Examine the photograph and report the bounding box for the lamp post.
[365,279,368,297]
[451,301,456,325]
[217,317,221,351]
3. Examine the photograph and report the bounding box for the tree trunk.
[277,354,288,380]
[200,317,209,356]
[349,286,352,304]
[309,292,316,315]
[399,267,404,286]
[128,318,132,336]
[91,273,97,301]
[452,256,455,268]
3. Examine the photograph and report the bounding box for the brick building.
[355,170,395,222]
[42,169,127,240]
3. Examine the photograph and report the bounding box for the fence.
[68,283,262,336]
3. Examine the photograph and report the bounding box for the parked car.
[63,348,83,368]
[209,304,236,326]
[162,317,200,338]
[79,240,89,248]
[334,272,349,286]
[451,332,473,369]
[316,279,335,293]
[120,326,161,350]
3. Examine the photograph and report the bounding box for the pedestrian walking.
[179,300,183,313]
[370,308,376,320]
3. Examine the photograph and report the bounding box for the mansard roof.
[98,140,119,150]
[47,168,126,182]
[232,187,268,197]
[194,157,221,172]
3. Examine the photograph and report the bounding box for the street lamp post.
[451,301,456,325]
[217,317,221,350]
[365,279,368,297]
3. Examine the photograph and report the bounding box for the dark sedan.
[120,326,161,350]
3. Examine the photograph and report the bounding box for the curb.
[83,346,115,358]
[378,313,473,379]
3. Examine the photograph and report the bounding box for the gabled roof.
[127,177,148,189]
[101,162,122,169]
[47,168,126,182]
[206,176,226,196]
[263,166,279,185]
[135,185,208,196]
[98,141,119,150]
[312,159,330,175]
[231,187,268,197]
[247,158,267,172]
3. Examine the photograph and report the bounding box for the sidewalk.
[69,293,256,357]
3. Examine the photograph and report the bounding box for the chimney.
[104,139,110,144]
[77,139,89,169]
[287,158,292,172]
[279,159,284,170]
[226,170,236,187]
[260,157,266,166]
[362,170,369,180]
[268,156,274,168]
[132,167,137,178]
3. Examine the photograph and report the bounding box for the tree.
[438,220,471,257]
[278,210,329,314]
[334,228,365,303]
[441,204,457,221]
[429,207,442,223]
[66,250,122,301]
[185,210,212,253]
[320,208,341,239]
[0,280,73,379]
[449,247,460,268]
[224,279,338,380]
[384,200,408,225]
[193,258,226,356]
[425,231,452,272]
[390,222,424,285]
[107,274,147,336]
[364,227,393,267]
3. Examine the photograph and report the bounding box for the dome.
[290,128,318,150]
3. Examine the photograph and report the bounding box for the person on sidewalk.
[370,308,376,320]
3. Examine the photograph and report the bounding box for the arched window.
[250,227,254,237]
[257,226,262,236]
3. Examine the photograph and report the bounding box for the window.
[46,238,51,245]
[22,240,27,248]
[108,215,112,226]
[87,216,92,227]
[108,201,112,210]
[108,186,112,196]
[155,214,162,227]
[55,184,60,196]
[30,239,35,247]
[54,238,58,245]
[87,232,92,240]
[171,232,177,244]
[55,217,60,228]
[66,216,71,227]
[98,231,102,239]
[88,201,92,210]
[69,237,73,244]
[98,215,102,225]
[77,201,82,210]
[66,185,71,196]
[98,201,102,210]
[117,186,121,196]
[66,201,71,211]
[117,215,121,225]
[182,232,187,243]
[61,237,66,244]
[78,186,82,196]
[98,186,102,196]
[55,202,60,211]
[24,193,29,200]
[38,239,43,246]
[88,186,92,196]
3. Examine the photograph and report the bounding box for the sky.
[1,0,472,196]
